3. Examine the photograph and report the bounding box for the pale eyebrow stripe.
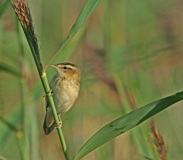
[58,62,78,68]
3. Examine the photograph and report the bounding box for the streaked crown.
[51,62,81,81]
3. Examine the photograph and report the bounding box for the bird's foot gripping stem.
[56,116,62,128]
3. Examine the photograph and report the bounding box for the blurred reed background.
[0,0,183,159]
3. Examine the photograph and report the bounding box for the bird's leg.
[55,115,62,128]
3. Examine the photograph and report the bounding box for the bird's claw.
[56,121,62,129]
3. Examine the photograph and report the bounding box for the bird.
[43,62,81,135]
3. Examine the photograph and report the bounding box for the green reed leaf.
[54,0,101,58]
[0,61,20,77]
[75,91,183,159]
[69,0,100,37]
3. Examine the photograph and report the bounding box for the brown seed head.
[13,0,31,29]
[150,121,168,160]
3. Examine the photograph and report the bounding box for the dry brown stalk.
[150,121,168,160]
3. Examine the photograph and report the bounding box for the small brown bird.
[43,62,81,135]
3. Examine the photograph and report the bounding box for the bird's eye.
[63,66,67,70]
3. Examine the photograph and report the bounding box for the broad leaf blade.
[74,91,183,160]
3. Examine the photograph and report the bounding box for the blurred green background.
[1,0,183,159]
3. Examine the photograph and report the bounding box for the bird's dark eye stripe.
[62,66,72,70]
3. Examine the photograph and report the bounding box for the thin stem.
[57,128,70,159]
[41,73,70,160]
[12,1,70,159]
[44,35,71,72]
[16,16,28,160]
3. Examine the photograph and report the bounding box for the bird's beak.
[50,64,57,68]
[50,64,59,70]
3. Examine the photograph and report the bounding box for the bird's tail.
[43,111,56,135]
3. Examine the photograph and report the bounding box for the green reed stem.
[41,73,70,160]
[12,1,70,160]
